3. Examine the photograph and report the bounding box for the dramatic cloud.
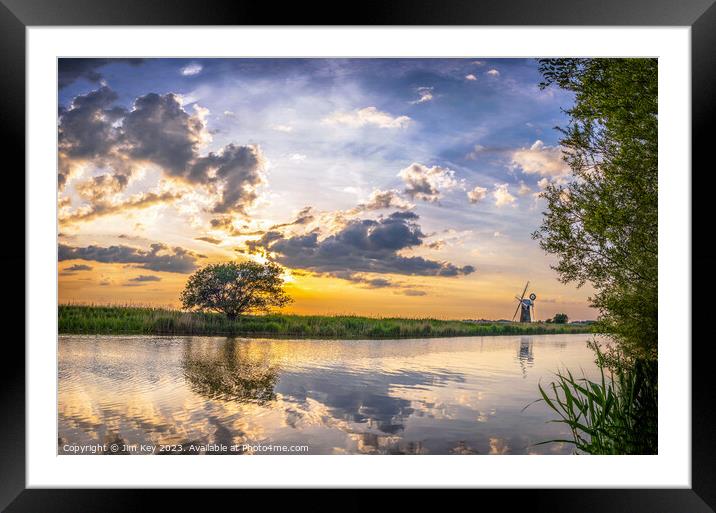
[58,86,128,187]
[511,140,568,177]
[190,144,266,214]
[322,107,411,129]
[58,242,199,273]
[59,87,266,216]
[58,58,144,89]
[122,92,210,174]
[412,87,434,104]
[248,211,474,278]
[128,275,162,282]
[398,163,459,203]
[180,62,203,76]
[493,183,516,207]
[467,186,488,204]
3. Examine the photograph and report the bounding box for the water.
[58,334,600,455]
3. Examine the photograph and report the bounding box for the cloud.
[486,69,500,77]
[518,181,533,196]
[190,144,266,214]
[493,183,516,207]
[195,236,223,244]
[401,289,427,296]
[268,206,316,230]
[331,272,395,289]
[359,189,413,211]
[58,58,144,89]
[58,86,128,187]
[510,140,568,177]
[128,275,162,282]
[74,173,129,203]
[322,107,411,129]
[412,87,434,104]
[467,186,488,204]
[122,92,211,174]
[59,87,266,216]
[180,62,203,76]
[465,74,477,81]
[58,242,199,273]
[271,124,293,132]
[398,163,459,203]
[248,211,474,278]
[60,191,180,224]
[331,271,428,296]
[64,264,93,271]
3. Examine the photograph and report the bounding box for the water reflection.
[58,334,599,455]
[516,337,534,378]
[182,339,278,404]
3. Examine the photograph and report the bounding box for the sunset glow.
[58,58,595,320]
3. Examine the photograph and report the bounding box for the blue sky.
[57,58,594,320]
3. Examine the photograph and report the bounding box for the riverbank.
[59,305,593,339]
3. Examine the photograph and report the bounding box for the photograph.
[56,57,657,456]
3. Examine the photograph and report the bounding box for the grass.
[58,304,593,339]
[526,344,657,454]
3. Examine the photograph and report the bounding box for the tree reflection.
[182,339,279,404]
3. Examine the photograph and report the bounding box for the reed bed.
[528,344,657,454]
[58,304,592,339]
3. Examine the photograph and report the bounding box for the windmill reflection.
[182,338,279,404]
[517,336,534,378]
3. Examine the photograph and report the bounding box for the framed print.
[2,0,713,510]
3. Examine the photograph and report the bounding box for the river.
[58,333,599,455]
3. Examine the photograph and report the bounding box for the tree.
[553,313,569,324]
[533,58,657,362]
[180,261,292,319]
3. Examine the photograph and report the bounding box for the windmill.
[512,281,537,323]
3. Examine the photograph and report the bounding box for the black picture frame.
[2,0,711,510]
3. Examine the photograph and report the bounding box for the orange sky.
[57,58,596,321]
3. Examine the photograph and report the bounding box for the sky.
[57,58,595,320]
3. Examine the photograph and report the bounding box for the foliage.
[180,261,292,319]
[58,304,593,338]
[529,342,657,454]
[533,58,658,362]
[553,313,569,324]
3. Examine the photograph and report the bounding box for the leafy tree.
[181,261,292,319]
[553,313,569,324]
[533,58,657,362]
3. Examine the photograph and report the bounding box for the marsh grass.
[527,344,657,454]
[58,304,592,339]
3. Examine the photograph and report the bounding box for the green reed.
[529,344,657,454]
[58,304,592,339]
